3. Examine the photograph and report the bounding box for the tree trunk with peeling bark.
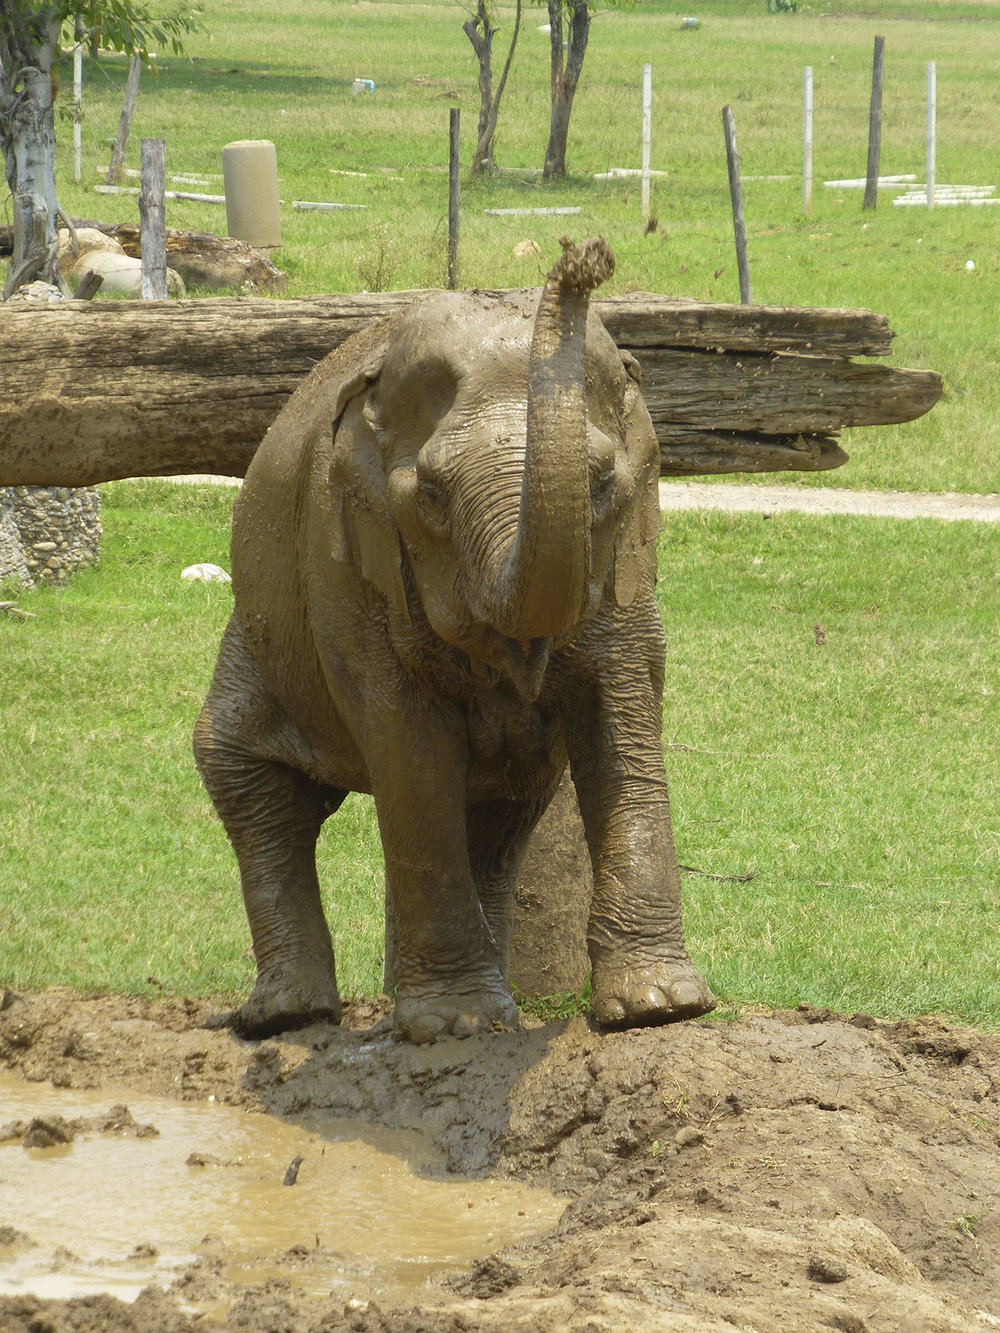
[463,0,522,174]
[543,0,590,179]
[0,6,64,296]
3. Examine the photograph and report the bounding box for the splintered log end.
[658,431,849,476]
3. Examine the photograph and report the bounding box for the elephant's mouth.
[501,636,552,702]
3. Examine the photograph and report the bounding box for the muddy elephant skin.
[194,238,716,1044]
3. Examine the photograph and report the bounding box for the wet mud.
[1,987,998,1332]
[0,1071,563,1308]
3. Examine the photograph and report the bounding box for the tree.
[0,0,196,298]
[460,0,522,175]
[542,0,591,179]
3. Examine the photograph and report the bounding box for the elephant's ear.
[325,331,410,621]
[614,351,662,609]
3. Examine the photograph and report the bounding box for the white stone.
[57,228,186,298]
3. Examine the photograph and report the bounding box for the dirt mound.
[1,988,998,1332]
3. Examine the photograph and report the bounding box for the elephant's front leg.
[370,714,519,1044]
[194,696,345,1036]
[562,601,717,1029]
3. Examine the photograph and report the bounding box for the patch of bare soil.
[657,481,1000,524]
[1,987,998,1333]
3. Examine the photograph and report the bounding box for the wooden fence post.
[863,35,885,211]
[139,139,168,300]
[926,62,937,207]
[803,66,813,216]
[107,53,143,184]
[73,41,83,184]
[448,108,460,290]
[722,105,752,305]
[641,63,652,221]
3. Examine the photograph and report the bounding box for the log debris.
[108,224,289,294]
[1,221,289,295]
[0,292,941,487]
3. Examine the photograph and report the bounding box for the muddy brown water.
[0,1071,564,1308]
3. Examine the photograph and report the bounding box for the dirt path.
[172,475,1000,523]
[2,988,998,1333]
[658,481,1000,523]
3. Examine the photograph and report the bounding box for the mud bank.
[1,987,998,1333]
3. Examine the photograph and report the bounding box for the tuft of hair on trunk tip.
[549,236,615,295]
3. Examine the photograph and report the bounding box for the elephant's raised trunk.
[492,237,615,650]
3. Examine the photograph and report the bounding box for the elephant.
[193,236,717,1044]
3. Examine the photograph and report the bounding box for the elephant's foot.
[590,949,716,1029]
[233,973,342,1039]
[393,970,519,1045]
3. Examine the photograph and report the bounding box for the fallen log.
[107,224,289,294]
[1,221,289,295]
[0,292,941,487]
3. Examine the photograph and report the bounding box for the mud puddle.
[0,1071,565,1307]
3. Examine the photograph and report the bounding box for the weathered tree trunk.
[464,2,496,163]
[464,0,522,174]
[543,0,590,179]
[106,52,142,185]
[0,293,942,488]
[0,6,65,296]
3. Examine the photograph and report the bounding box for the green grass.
[1,482,997,1027]
[658,509,1000,1023]
[34,0,1000,494]
[0,482,386,1002]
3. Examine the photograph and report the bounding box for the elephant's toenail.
[669,977,706,1010]
[602,999,627,1024]
[408,1014,447,1044]
[452,1011,481,1037]
[640,986,668,1012]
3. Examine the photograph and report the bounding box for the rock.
[6,281,64,303]
[675,1125,706,1149]
[76,248,186,299]
[57,227,186,298]
[0,486,101,587]
[0,507,31,587]
[23,1115,75,1148]
[808,1253,850,1283]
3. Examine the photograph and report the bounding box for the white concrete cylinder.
[222,139,282,249]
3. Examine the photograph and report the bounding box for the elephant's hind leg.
[194,623,345,1037]
[466,795,551,978]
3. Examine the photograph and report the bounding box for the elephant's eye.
[591,466,615,505]
[588,432,618,513]
[417,477,450,536]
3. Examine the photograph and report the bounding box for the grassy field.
[40,0,1000,494]
[1,481,997,1027]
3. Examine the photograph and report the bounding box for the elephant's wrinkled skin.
[194,238,716,1043]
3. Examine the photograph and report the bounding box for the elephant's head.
[326,238,661,700]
